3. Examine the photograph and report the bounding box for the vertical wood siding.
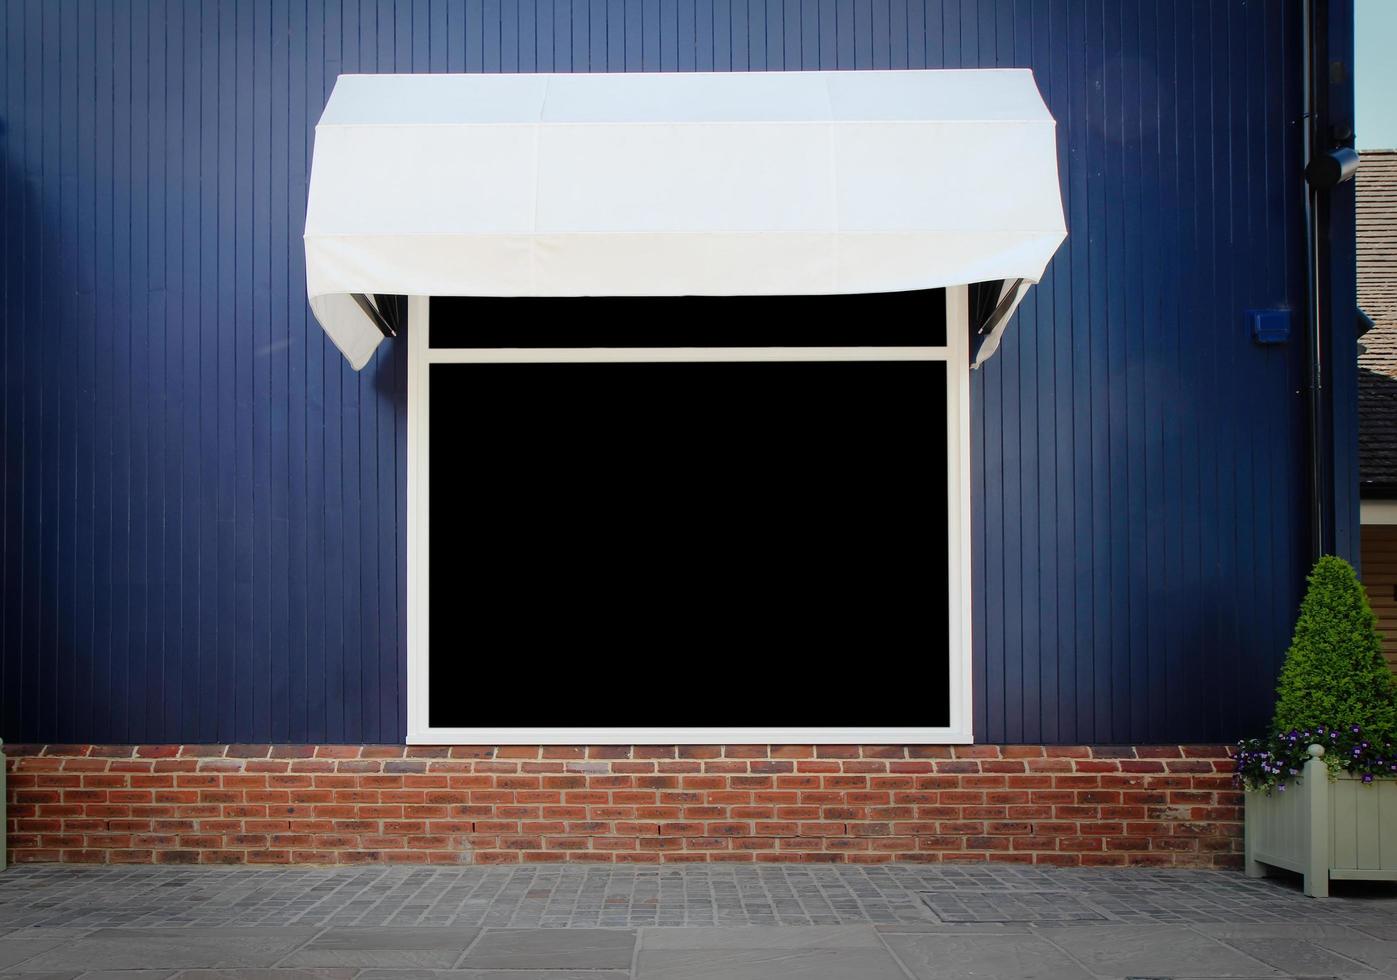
[1361,524,1397,672]
[2,0,1313,744]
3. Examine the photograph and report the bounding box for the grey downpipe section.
[1304,0,1325,560]
[1302,0,1361,560]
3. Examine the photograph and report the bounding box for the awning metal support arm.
[352,293,397,339]
[967,277,1027,369]
[976,278,1026,336]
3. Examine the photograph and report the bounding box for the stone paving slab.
[357,974,629,980]
[16,930,322,972]
[1192,922,1376,941]
[1315,937,1397,973]
[1353,921,1397,941]
[633,947,909,980]
[918,888,1114,923]
[457,928,636,970]
[0,943,70,971]
[883,932,1095,980]
[638,925,883,949]
[1032,924,1286,978]
[1221,937,1375,975]
[277,928,481,969]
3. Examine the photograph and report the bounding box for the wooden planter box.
[1245,745,1397,897]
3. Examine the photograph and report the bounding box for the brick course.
[3,744,1241,867]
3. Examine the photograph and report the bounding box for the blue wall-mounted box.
[1250,309,1293,344]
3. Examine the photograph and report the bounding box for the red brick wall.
[4,744,1241,867]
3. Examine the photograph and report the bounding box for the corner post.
[405,296,431,743]
[1303,744,1330,898]
[1244,788,1264,878]
[0,738,6,870]
[0,742,5,871]
[945,285,974,742]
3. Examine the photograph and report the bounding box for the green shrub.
[1271,555,1397,746]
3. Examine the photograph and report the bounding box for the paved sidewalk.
[0,864,1390,978]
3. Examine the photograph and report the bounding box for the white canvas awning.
[304,69,1066,370]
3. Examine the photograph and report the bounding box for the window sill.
[406,727,975,746]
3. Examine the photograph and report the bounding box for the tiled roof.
[1359,149,1397,496]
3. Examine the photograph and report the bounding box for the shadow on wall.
[1,129,145,741]
[371,297,408,403]
[0,118,412,745]
[2,133,101,738]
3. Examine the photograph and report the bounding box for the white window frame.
[405,287,974,744]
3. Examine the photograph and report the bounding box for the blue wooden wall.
[1,0,1327,745]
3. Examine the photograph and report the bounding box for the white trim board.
[426,346,951,363]
[1361,499,1397,525]
[405,289,975,746]
[414,727,975,746]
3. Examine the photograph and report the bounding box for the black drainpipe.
[1302,0,1360,560]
